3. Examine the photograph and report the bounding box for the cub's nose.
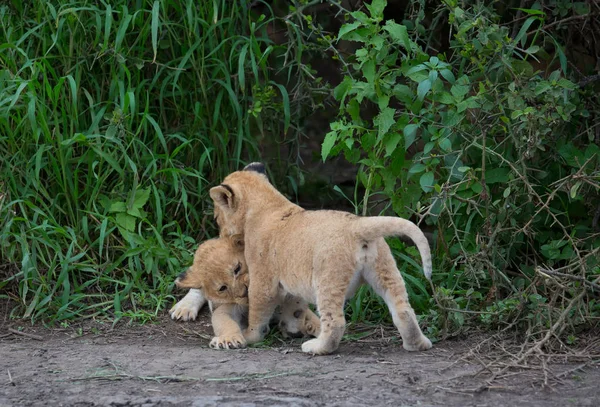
[175,271,187,286]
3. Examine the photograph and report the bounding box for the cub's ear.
[243,162,266,175]
[210,184,235,210]
[230,234,244,249]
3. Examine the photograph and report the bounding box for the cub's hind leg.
[364,240,432,351]
[301,259,355,355]
[278,295,320,338]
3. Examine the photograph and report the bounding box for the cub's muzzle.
[175,271,187,287]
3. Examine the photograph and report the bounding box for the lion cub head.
[175,235,249,306]
[209,162,272,236]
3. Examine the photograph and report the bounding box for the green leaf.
[334,76,354,101]
[440,69,456,83]
[485,168,510,184]
[419,172,435,192]
[151,1,160,63]
[553,39,567,74]
[378,93,390,110]
[133,188,151,209]
[383,21,410,50]
[438,92,454,104]
[573,2,590,15]
[375,107,396,141]
[570,181,582,199]
[362,59,376,84]
[439,138,452,152]
[127,207,142,218]
[116,213,136,232]
[515,17,538,47]
[423,141,435,155]
[113,288,121,314]
[385,133,402,157]
[366,0,386,20]
[409,163,426,174]
[393,84,413,103]
[237,44,248,92]
[535,81,551,95]
[109,202,127,213]
[355,48,368,59]
[451,83,469,101]
[404,123,418,149]
[464,96,480,108]
[558,143,584,167]
[515,8,545,16]
[338,22,361,40]
[406,64,427,76]
[417,79,431,101]
[369,36,384,51]
[557,78,576,90]
[457,97,479,113]
[347,99,361,121]
[103,4,112,50]
[322,130,337,162]
[273,82,291,134]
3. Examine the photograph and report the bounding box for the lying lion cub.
[174,234,320,349]
[207,163,433,355]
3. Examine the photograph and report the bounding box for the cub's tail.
[353,217,432,280]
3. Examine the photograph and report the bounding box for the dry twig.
[8,328,43,341]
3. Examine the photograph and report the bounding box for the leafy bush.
[323,0,599,340]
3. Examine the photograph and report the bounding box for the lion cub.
[209,163,433,355]
[175,235,320,349]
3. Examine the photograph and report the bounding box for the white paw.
[169,289,206,321]
[403,335,433,351]
[210,334,247,350]
[301,338,331,355]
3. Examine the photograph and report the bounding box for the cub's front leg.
[243,280,279,344]
[210,304,246,349]
[169,289,206,321]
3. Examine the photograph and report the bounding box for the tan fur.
[175,235,320,349]
[209,163,433,355]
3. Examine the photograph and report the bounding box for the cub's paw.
[169,290,205,321]
[301,312,321,337]
[242,327,266,344]
[403,335,433,352]
[210,334,247,350]
[301,338,334,356]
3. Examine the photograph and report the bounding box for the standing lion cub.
[209,163,433,355]
[174,235,320,349]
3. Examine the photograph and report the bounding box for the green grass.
[0,0,314,322]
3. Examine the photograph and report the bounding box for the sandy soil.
[1,305,598,407]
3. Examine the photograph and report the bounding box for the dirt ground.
[1,304,598,407]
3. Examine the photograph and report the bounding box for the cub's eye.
[233,263,241,276]
[219,285,227,292]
